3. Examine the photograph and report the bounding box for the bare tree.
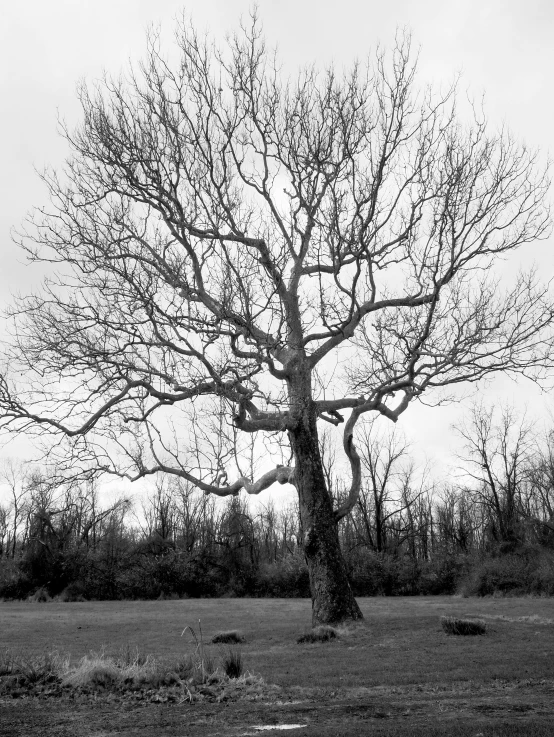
[520,429,554,546]
[1,14,552,623]
[0,501,9,557]
[0,459,33,559]
[355,418,414,553]
[434,484,480,555]
[456,404,534,550]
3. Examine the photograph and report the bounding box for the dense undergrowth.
[2,432,554,601]
[2,544,554,601]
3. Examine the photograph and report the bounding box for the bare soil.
[2,680,554,736]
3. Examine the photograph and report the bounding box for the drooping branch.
[103,458,296,497]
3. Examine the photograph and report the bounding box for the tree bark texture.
[288,370,363,625]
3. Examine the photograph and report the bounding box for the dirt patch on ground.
[2,679,554,737]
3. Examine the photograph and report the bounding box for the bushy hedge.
[253,553,310,597]
[345,549,468,596]
[458,546,554,597]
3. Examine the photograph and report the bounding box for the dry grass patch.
[62,650,179,690]
[0,641,270,703]
[441,616,487,636]
[0,649,69,696]
[61,651,272,702]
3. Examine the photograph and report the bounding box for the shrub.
[347,549,430,596]
[528,551,554,595]
[58,581,88,602]
[458,548,554,597]
[0,557,33,600]
[211,631,245,644]
[28,587,51,603]
[418,556,468,595]
[440,616,487,636]
[254,553,310,597]
[297,625,338,643]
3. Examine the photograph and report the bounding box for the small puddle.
[252,726,307,732]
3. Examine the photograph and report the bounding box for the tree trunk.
[288,371,363,625]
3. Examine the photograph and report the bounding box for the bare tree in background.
[526,431,554,546]
[355,418,414,554]
[456,404,534,550]
[1,14,552,623]
[0,460,33,559]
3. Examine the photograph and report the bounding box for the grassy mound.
[441,616,487,636]
[211,630,245,644]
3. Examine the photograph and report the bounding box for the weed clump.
[211,630,245,644]
[0,620,273,703]
[221,649,243,678]
[0,646,272,702]
[441,616,487,636]
[297,625,338,643]
[64,655,121,689]
[0,649,68,695]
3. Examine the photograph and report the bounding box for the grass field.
[1,596,554,736]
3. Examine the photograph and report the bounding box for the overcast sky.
[1,0,553,493]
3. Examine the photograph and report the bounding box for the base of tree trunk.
[312,592,364,626]
[306,532,364,626]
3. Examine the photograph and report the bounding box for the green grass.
[1,597,553,687]
[1,597,553,735]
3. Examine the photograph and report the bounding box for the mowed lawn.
[1,596,554,736]
[1,596,553,687]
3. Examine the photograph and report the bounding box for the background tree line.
[1,404,554,601]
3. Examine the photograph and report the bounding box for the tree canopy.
[1,15,552,623]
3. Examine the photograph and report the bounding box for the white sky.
[1,0,553,503]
